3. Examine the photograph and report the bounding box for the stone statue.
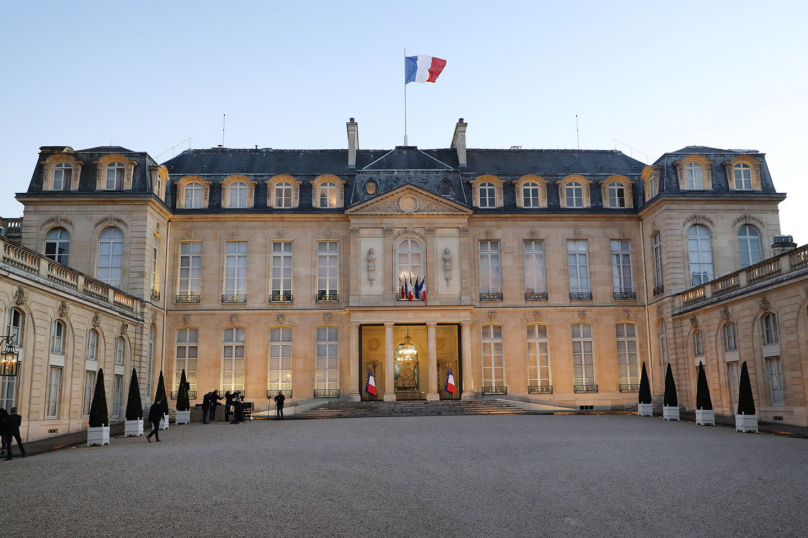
[366,248,377,285]
[442,247,453,285]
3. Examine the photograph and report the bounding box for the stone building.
[2,118,807,442]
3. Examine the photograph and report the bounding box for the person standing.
[273,391,286,420]
[201,392,211,424]
[224,391,233,423]
[146,398,163,443]
[209,390,223,423]
[5,407,25,460]
[0,408,8,456]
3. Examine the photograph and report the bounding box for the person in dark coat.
[0,408,8,456]
[201,392,211,424]
[5,407,25,459]
[273,391,286,420]
[224,391,233,422]
[231,398,244,424]
[209,390,223,422]
[146,398,163,443]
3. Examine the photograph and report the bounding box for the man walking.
[5,407,25,460]
[273,391,286,420]
[209,390,223,423]
[201,392,211,424]
[146,398,163,443]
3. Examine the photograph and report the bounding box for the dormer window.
[685,163,703,189]
[53,163,72,190]
[523,182,540,208]
[185,182,203,209]
[106,162,125,190]
[275,182,293,208]
[734,163,752,190]
[230,181,248,208]
[608,182,626,208]
[479,182,496,208]
[319,182,337,208]
[566,182,583,208]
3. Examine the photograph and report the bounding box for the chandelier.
[398,326,418,361]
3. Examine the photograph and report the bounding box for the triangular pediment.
[345,184,472,216]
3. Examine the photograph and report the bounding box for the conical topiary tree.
[155,370,169,416]
[125,368,143,421]
[638,362,652,405]
[176,369,190,411]
[89,368,109,428]
[663,363,678,407]
[737,361,756,416]
[695,362,713,411]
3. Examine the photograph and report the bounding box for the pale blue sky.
[2,1,806,242]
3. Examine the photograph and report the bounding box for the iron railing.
[316,292,340,303]
[170,391,197,400]
[528,385,553,394]
[480,292,503,301]
[267,389,293,399]
[524,291,548,301]
[653,284,664,296]
[177,294,201,303]
[269,292,293,303]
[314,389,340,398]
[222,294,247,303]
[619,384,640,393]
[569,292,593,301]
[151,288,160,301]
[481,386,507,395]
[613,291,636,301]
[573,384,598,393]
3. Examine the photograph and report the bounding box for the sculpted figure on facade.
[13,286,28,306]
[366,248,376,286]
[442,248,453,284]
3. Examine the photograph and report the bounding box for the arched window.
[481,325,504,390]
[222,327,245,393]
[659,320,668,365]
[53,163,72,190]
[479,182,496,208]
[184,182,202,209]
[652,233,663,291]
[45,227,70,265]
[685,163,704,189]
[572,324,595,389]
[687,225,713,286]
[115,336,125,365]
[566,182,583,208]
[527,325,550,391]
[762,313,778,345]
[97,227,124,287]
[693,330,704,358]
[269,327,292,393]
[275,182,292,208]
[724,322,737,352]
[738,225,762,269]
[608,182,626,208]
[106,162,125,190]
[734,163,752,190]
[523,182,540,208]
[319,182,337,208]
[6,308,23,347]
[230,181,248,208]
[52,320,65,354]
[396,238,423,285]
[87,329,98,360]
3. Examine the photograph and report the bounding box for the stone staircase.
[298,399,529,419]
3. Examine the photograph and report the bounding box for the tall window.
[185,182,202,209]
[479,182,496,208]
[608,182,626,208]
[566,182,583,207]
[270,242,293,301]
[687,225,713,286]
[316,326,338,390]
[51,320,65,354]
[693,330,704,358]
[523,182,540,208]
[648,176,657,198]
[6,308,23,347]
[319,182,337,208]
[275,182,292,208]
[178,242,202,297]
[151,235,159,292]
[269,327,292,392]
[659,320,668,366]
[224,242,248,298]
[726,362,740,406]
[147,326,154,399]
[567,240,590,295]
[97,227,124,287]
[685,163,704,189]
[397,238,423,282]
[616,323,639,386]
[112,375,123,417]
[317,241,339,299]
[572,324,595,387]
[222,328,245,393]
[724,322,738,352]
[230,181,248,208]
[83,371,95,417]
[45,228,70,265]
[526,325,550,390]
[478,240,501,297]
[523,240,546,297]
[762,313,778,345]
[115,336,125,365]
[106,163,125,190]
[46,367,62,418]
[176,328,198,393]
[652,233,663,290]
[481,325,504,389]
[87,329,98,360]
[738,225,762,269]
[53,163,72,190]
[734,163,752,190]
[611,240,633,296]
[767,358,785,405]
[2,309,21,409]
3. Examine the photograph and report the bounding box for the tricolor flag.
[445,367,457,395]
[405,55,447,84]
[366,367,377,397]
[399,276,407,299]
[408,274,415,301]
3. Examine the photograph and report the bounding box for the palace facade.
[3,118,808,441]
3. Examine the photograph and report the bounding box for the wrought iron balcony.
[314,389,340,398]
[479,292,503,302]
[528,385,553,394]
[613,291,636,301]
[150,288,160,301]
[222,294,247,303]
[316,291,340,303]
[176,294,201,304]
[573,384,598,393]
[170,390,197,400]
[269,292,293,303]
[619,384,640,393]
[267,389,293,399]
[524,291,548,301]
[569,292,593,301]
[653,284,664,296]
[481,386,507,395]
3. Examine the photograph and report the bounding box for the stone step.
[298,399,529,419]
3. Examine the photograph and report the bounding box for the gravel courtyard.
[5,415,808,537]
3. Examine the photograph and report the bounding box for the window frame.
[659,320,668,366]
[178,242,202,297]
[45,227,71,265]
[479,182,496,208]
[51,320,65,354]
[275,182,293,208]
[316,241,339,298]
[46,366,62,419]
[315,326,339,390]
[766,357,785,406]
[115,336,125,365]
[87,329,98,360]
[52,162,72,191]
[222,327,246,393]
[685,163,704,190]
[523,240,546,297]
[526,324,550,389]
[269,327,292,392]
[319,182,337,208]
[270,241,294,300]
[522,182,540,208]
[83,371,95,417]
[652,233,663,289]
[396,238,423,285]
[762,313,778,345]
[481,325,505,389]
[737,225,762,269]
[616,323,639,386]
[229,181,248,209]
[610,240,633,294]
[572,324,595,387]
[97,227,124,288]
[478,240,502,296]
[566,182,583,208]
[608,182,626,208]
[6,308,23,347]
[224,241,248,297]
[734,163,753,190]
[693,330,705,357]
[184,182,203,209]
[106,162,126,190]
[176,328,199,393]
[724,322,738,352]
[112,375,124,417]
[687,225,714,286]
[567,240,590,294]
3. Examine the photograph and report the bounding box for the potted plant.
[155,370,170,430]
[175,369,191,425]
[662,363,680,421]
[735,361,758,433]
[125,368,144,436]
[87,368,110,446]
[637,362,653,416]
[695,362,714,426]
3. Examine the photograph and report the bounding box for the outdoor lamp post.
[0,335,20,377]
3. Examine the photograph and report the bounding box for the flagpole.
[404,48,408,146]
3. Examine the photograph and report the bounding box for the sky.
[1,1,806,242]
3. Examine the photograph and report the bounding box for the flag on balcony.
[399,275,409,299]
[408,274,415,301]
[445,367,456,395]
[414,276,426,302]
[366,367,377,396]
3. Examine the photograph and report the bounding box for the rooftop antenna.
[222,114,226,147]
[575,115,580,150]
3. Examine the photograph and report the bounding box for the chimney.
[772,235,797,256]
[451,118,468,170]
[346,118,359,170]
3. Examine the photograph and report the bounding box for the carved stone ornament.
[690,317,699,329]
[58,300,70,319]
[533,311,541,320]
[656,305,663,319]
[120,322,129,336]
[442,248,453,285]
[13,286,28,306]
[277,313,286,325]
[425,226,436,235]
[623,309,631,320]
[183,314,191,324]
[383,227,394,236]
[92,312,102,328]
[758,296,771,312]
[366,248,377,285]
[230,314,238,325]
[487,311,496,320]
[349,228,360,235]
[278,229,285,238]
[459,227,468,236]
[577,310,586,321]
[323,312,332,323]
[685,214,715,227]
[720,307,731,321]
[94,215,128,229]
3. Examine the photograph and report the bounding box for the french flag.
[445,367,457,395]
[405,55,447,84]
[366,367,377,397]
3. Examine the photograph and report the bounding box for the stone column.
[384,322,396,401]
[461,321,474,400]
[426,321,439,400]
[348,322,361,401]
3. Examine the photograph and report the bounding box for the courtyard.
[4,415,808,537]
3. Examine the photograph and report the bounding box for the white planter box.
[735,413,758,433]
[175,410,191,425]
[125,419,144,437]
[695,409,715,426]
[637,403,653,417]
[663,405,680,421]
[159,414,170,430]
[87,425,110,446]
